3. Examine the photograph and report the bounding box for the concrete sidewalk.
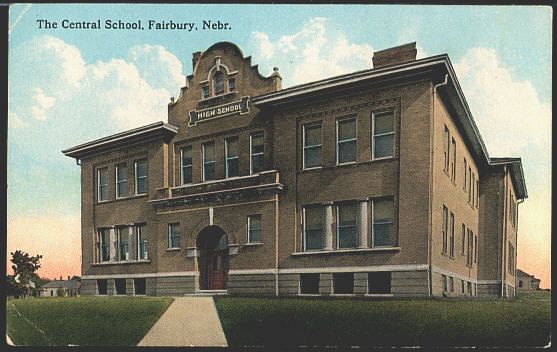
[138,297,228,347]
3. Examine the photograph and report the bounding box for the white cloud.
[128,44,186,97]
[9,35,184,131]
[251,17,374,87]
[8,111,27,128]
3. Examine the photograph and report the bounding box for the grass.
[6,296,173,346]
[214,291,551,347]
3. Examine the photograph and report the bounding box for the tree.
[8,250,42,298]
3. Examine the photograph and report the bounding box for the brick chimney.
[372,42,417,69]
[192,51,203,71]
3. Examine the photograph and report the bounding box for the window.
[443,125,450,172]
[449,277,454,292]
[337,203,358,249]
[442,274,447,292]
[247,215,262,243]
[98,168,108,201]
[213,71,225,95]
[463,158,467,191]
[225,137,239,178]
[333,273,354,294]
[134,278,146,295]
[467,282,472,296]
[474,235,478,263]
[449,212,455,258]
[368,272,391,294]
[461,224,466,256]
[97,279,108,295]
[202,142,216,181]
[337,117,357,164]
[372,110,395,159]
[115,278,126,295]
[451,138,456,181]
[519,280,523,288]
[135,159,147,194]
[372,198,395,247]
[137,225,148,260]
[442,206,448,255]
[168,223,180,249]
[461,280,465,293]
[467,229,473,266]
[98,229,110,263]
[117,227,129,261]
[201,86,209,99]
[228,78,236,91]
[250,132,264,174]
[303,123,322,169]
[508,242,515,273]
[472,173,476,207]
[116,164,127,198]
[476,179,480,208]
[300,274,320,294]
[303,207,323,251]
[468,167,472,203]
[181,146,192,184]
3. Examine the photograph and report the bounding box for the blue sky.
[7,4,551,285]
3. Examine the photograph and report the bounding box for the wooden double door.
[197,227,229,290]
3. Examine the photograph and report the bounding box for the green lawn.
[6,296,173,346]
[214,291,551,347]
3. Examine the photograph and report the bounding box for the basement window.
[368,272,391,294]
[333,273,354,294]
[97,279,108,295]
[300,274,320,294]
[115,279,127,295]
[134,278,146,295]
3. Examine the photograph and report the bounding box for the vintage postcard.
[5,3,551,348]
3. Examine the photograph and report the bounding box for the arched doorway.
[197,226,229,290]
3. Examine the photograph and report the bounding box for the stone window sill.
[96,193,148,205]
[91,260,150,266]
[292,247,401,256]
[243,242,263,247]
[167,248,181,251]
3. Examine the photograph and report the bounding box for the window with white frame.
[303,123,322,169]
[135,159,148,194]
[372,110,395,159]
[97,228,110,262]
[117,227,129,261]
[476,179,480,208]
[116,163,127,198]
[472,172,476,207]
[451,138,456,181]
[225,137,239,178]
[202,142,216,181]
[247,215,262,243]
[461,223,466,256]
[442,205,448,255]
[201,86,209,99]
[474,234,478,263]
[337,203,358,249]
[137,225,148,260]
[449,276,454,292]
[97,168,108,202]
[181,146,192,184]
[168,223,180,249]
[228,78,236,91]
[468,167,472,203]
[449,212,455,258]
[250,132,264,174]
[337,117,357,164]
[372,198,395,247]
[443,125,450,172]
[463,158,467,191]
[213,71,225,95]
[303,206,323,251]
[442,274,447,292]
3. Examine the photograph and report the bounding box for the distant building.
[517,269,541,291]
[39,277,81,297]
[63,41,527,298]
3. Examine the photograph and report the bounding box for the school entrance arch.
[196,226,229,290]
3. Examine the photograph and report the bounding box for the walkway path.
[138,297,228,347]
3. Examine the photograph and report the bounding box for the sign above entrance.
[188,96,250,127]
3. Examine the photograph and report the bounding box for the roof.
[252,53,527,200]
[41,280,81,290]
[62,121,178,160]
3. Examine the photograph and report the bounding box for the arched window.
[213,71,225,96]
